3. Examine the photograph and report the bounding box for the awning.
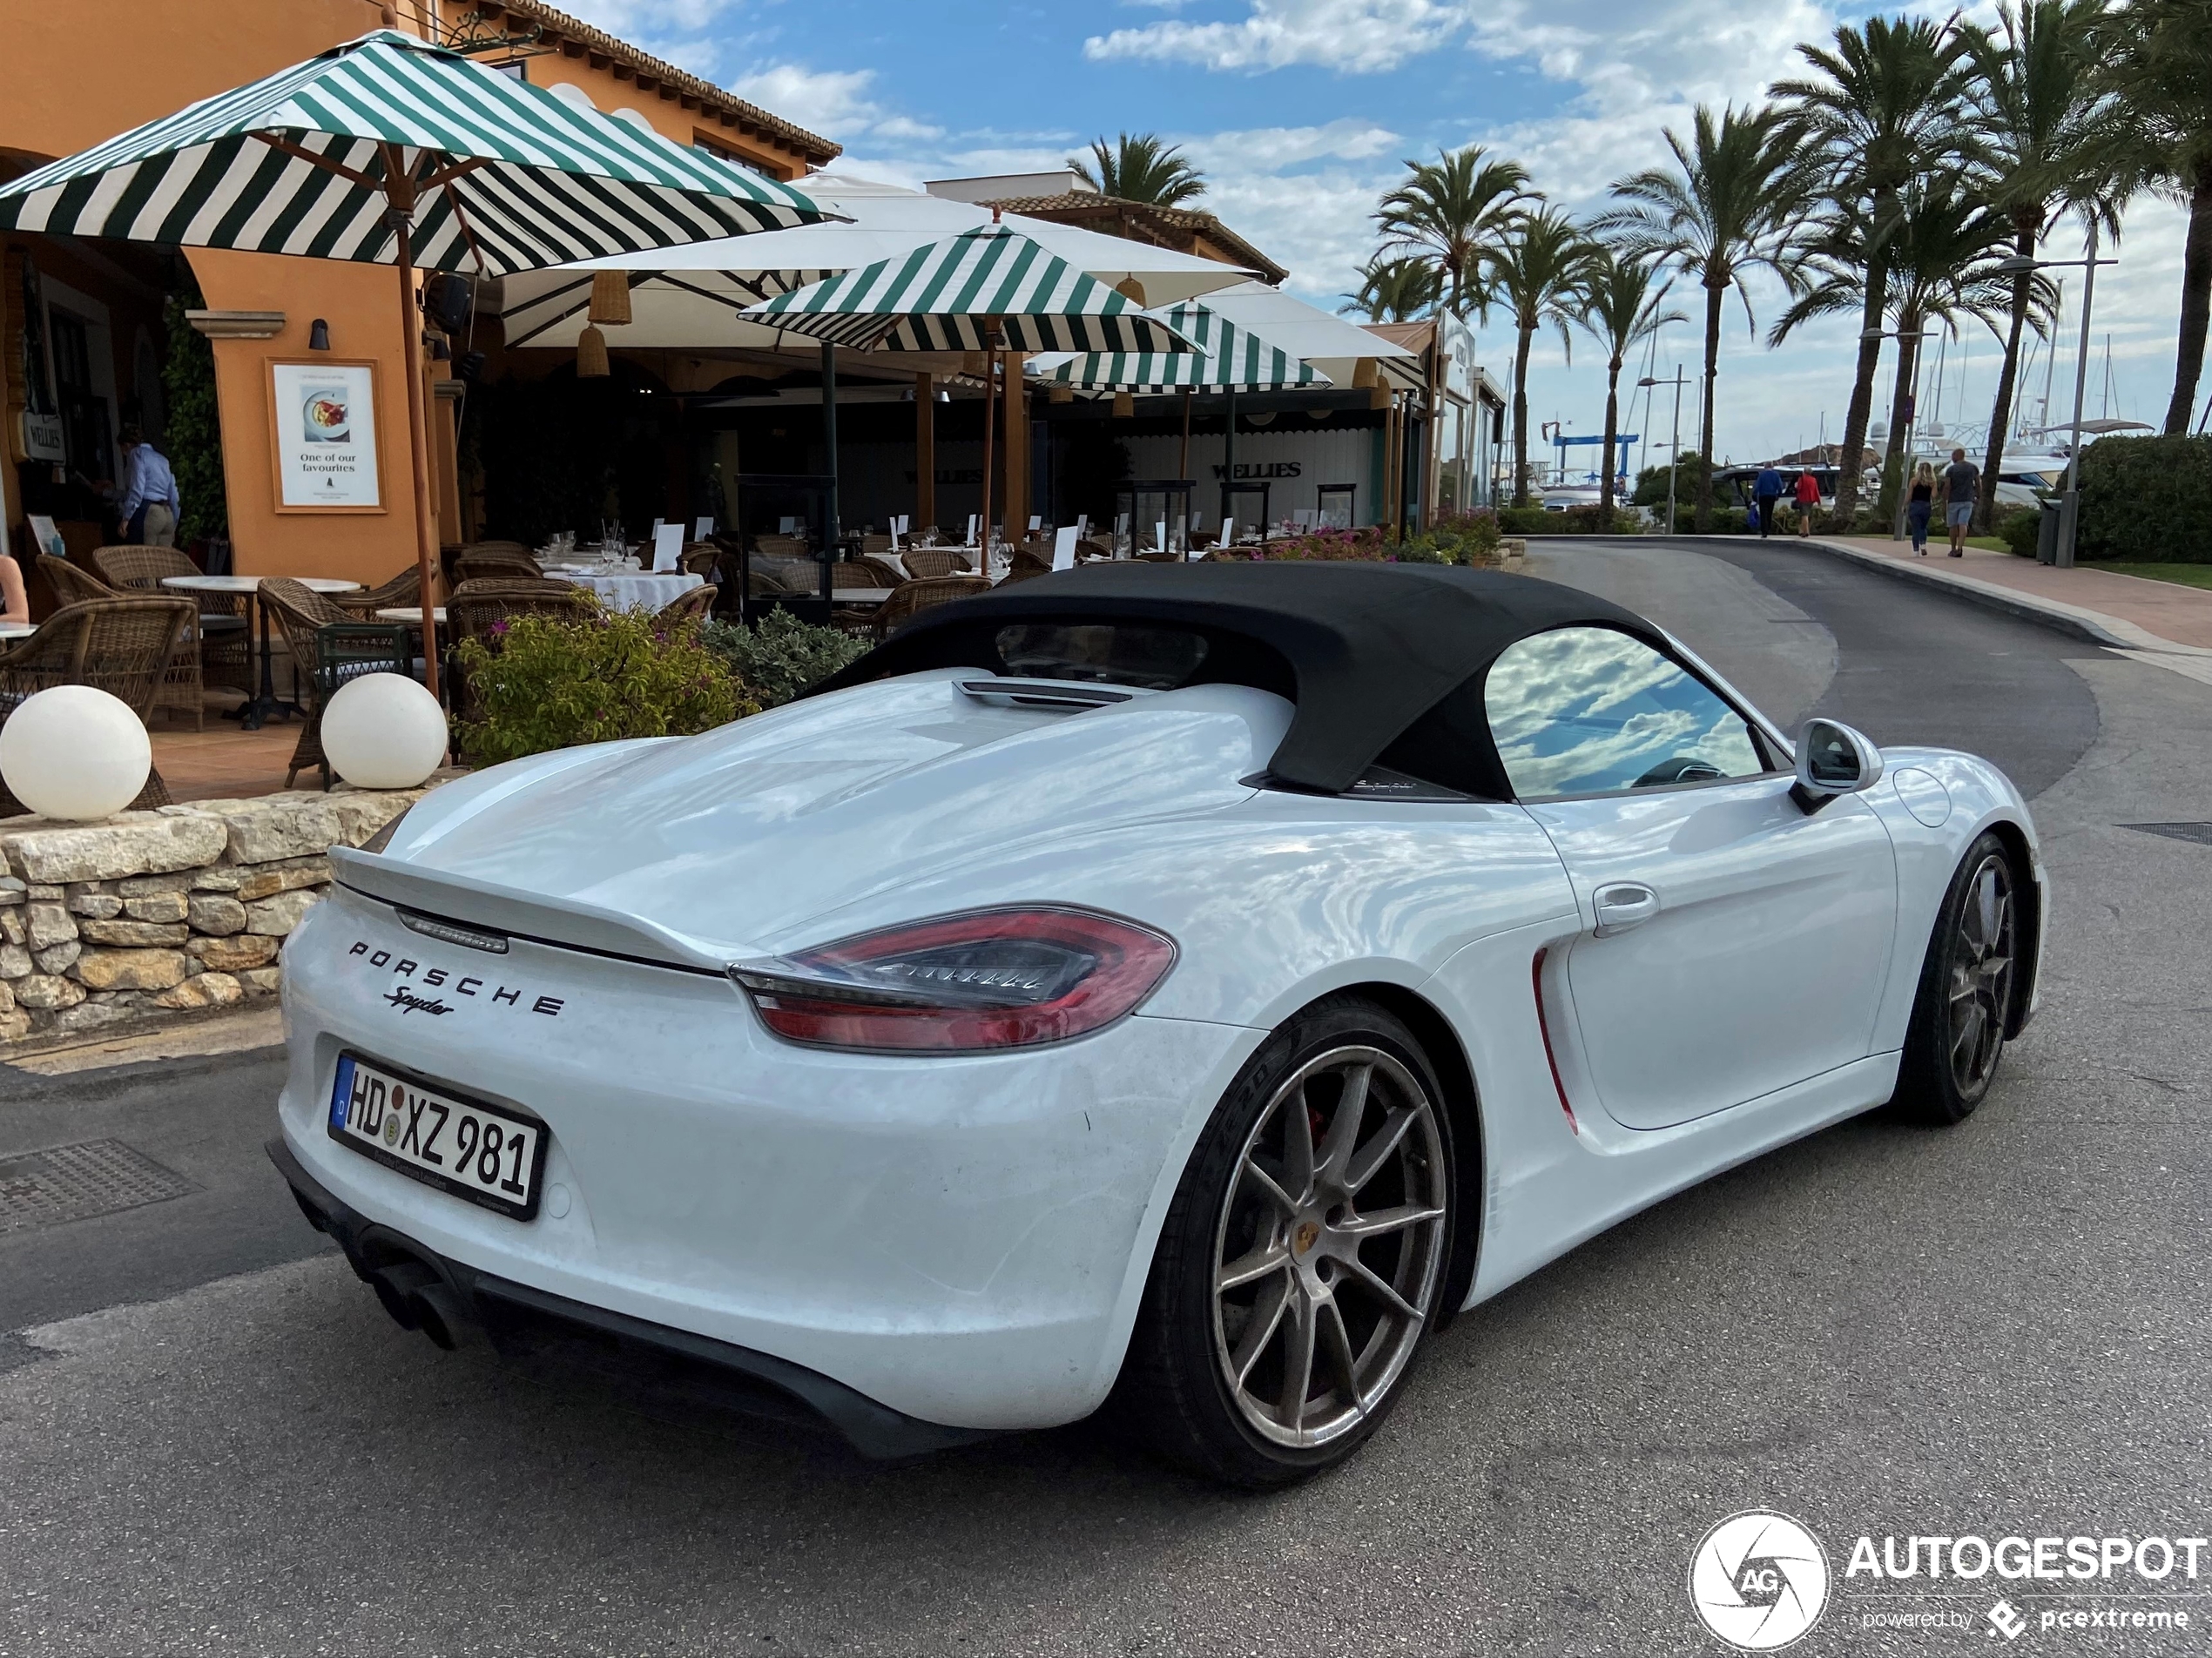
[1029,297,1328,392]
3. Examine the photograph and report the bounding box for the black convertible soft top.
[810,562,1665,795]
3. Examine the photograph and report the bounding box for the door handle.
[1591,881,1660,936]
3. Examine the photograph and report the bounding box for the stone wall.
[0,780,451,1045]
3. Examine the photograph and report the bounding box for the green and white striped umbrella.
[739,223,1197,354]
[0,29,826,273]
[1034,298,1328,393]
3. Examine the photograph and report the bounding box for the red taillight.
[730,907,1177,1053]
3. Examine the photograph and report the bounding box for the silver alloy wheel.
[1948,852,2015,1097]
[1210,1044,1448,1449]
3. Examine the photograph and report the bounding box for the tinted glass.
[995,623,1209,690]
[1483,626,1764,799]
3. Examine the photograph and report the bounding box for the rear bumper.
[267,1136,985,1459]
[275,884,1258,1431]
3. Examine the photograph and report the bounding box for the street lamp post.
[1995,223,2117,569]
[1639,367,1690,534]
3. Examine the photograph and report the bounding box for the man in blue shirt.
[115,425,182,547]
[1753,463,1784,539]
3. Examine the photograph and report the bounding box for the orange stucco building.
[0,0,835,593]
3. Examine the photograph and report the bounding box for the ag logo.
[1689,1511,1830,1650]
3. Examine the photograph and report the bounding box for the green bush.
[2076,435,2212,562]
[1997,508,2041,557]
[1502,504,1643,536]
[699,608,871,708]
[456,609,751,765]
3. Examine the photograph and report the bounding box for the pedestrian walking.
[1793,468,1821,537]
[115,426,180,548]
[1754,462,1784,541]
[1906,461,1935,555]
[1941,447,1978,557]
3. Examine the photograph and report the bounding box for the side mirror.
[1791,718,1885,813]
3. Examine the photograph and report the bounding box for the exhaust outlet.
[369,1261,438,1332]
[408,1281,481,1351]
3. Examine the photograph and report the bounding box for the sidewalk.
[1803,535,2212,657]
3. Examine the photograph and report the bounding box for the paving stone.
[187,934,278,973]
[185,895,248,937]
[76,920,191,948]
[26,904,75,950]
[151,972,244,1010]
[15,973,84,1010]
[74,950,189,993]
[244,888,323,937]
[235,860,331,902]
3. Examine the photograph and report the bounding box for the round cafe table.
[0,622,35,641]
[548,570,702,613]
[160,574,361,730]
[374,606,447,624]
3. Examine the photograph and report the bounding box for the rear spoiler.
[328,846,727,974]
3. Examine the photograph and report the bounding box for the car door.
[1485,626,1898,1129]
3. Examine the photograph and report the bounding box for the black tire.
[1892,832,2021,1125]
[1112,996,1456,1487]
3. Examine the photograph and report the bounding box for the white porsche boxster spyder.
[271,563,2043,1486]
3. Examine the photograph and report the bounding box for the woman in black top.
[1906,461,1935,555]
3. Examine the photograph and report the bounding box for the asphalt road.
[2,538,2207,1657]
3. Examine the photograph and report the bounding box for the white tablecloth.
[550,571,704,613]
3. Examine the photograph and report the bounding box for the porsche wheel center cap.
[1293,1220,1321,1256]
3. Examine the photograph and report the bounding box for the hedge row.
[2077,435,2212,563]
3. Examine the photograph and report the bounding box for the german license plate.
[328,1054,545,1221]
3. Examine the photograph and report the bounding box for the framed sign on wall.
[267,360,384,511]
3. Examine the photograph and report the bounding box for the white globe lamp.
[0,685,152,821]
[321,673,448,790]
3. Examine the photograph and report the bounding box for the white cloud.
[1085,0,1474,74]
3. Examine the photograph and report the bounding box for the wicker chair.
[754,534,813,562]
[445,578,599,727]
[830,561,887,590]
[39,555,115,608]
[901,548,974,580]
[873,575,988,637]
[333,565,423,620]
[1008,549,1053,577]
[859,533,895,560]
[452,545,545,583]
[0,596,196,816]
[1076,536,1116,562]
[850,556,905,587]
[90,543,253,725]
[995,563,1050,587]
[258,579,414,789]
[656,583,718,627]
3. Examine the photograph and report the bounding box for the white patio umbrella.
[495,174,1256,350]
[0,27,829,692]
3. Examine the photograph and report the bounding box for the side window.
[1483,626,1766,799]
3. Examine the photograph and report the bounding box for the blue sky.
[569,0,2190,468]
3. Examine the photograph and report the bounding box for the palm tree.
[1485,206,1599,506]
[1341,254,1443,322]
[1772,176,2051,520]
[1069,133,1207,207]
[1962,0,2120,525]
[1374,145,1533,320]
[1599,104,1805,530]
[1574,252,1683,520]
[2094,1,2212,432]
[1773,15,1974,519]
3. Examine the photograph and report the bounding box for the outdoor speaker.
[424,273,473,334]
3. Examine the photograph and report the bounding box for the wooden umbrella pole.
[388,173,442,699]
[977,341,995,563]
[1179,387,1192,482]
